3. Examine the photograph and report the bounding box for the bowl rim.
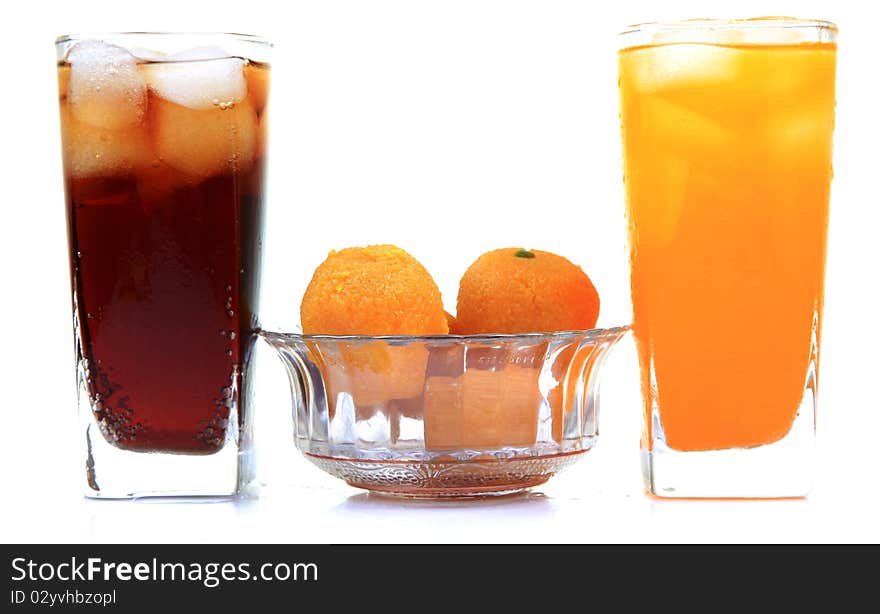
[259,325,630,344]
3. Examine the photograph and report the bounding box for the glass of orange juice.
[619,18,837,497]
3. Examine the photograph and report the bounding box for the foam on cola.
[59,41,268,453]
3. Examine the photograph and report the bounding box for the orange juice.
[620,38,836,452]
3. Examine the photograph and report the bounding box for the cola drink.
[57,38,269,460]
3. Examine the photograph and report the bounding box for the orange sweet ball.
[301,244,448,336]
[454,248,600,334]
[300,245,447,406]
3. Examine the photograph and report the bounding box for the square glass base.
[642,383,816,499]
[76,333,258,499]
[83,423,255,499]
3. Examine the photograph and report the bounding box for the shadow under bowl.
[261,327,628,498]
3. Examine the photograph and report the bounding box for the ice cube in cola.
[58,41,268,454]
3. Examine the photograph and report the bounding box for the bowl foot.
[349,477,550,499]
[305,451,585,499]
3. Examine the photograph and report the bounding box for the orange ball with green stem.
[453,248,600,334]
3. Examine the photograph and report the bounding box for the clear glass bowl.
[262,327,628,498]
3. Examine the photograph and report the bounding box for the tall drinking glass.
[56,33,271,497]
[619,19,836,497]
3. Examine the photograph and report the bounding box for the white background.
[1,0,878,543]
